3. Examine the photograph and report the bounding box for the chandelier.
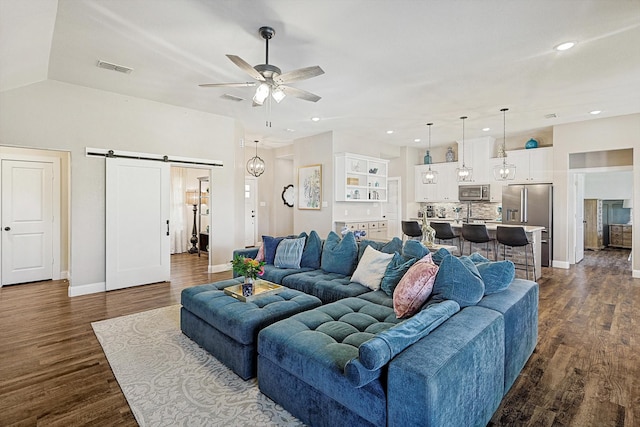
[456,116,473,182]
[422,123,438,184]
[494,108,516,180]
[247,140,265,177]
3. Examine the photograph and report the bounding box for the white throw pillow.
[351,245,394,291]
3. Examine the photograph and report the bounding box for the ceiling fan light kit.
[200,26,324,110]
[494,108,516,181]
[456,116,473,182]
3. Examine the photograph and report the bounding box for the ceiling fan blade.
[274,66,324,84]
[226,54,265,81]
[280,85,322,102]
[199,82,257,88]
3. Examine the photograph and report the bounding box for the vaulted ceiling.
[2,0,639,149]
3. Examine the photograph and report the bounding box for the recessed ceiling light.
[311,117,320,122]
[414,138,421,143]
[286,128,296,132]
[482,127,490,132]
[554,41,576,51]
[589,110,602,115]
[386,130,394,134]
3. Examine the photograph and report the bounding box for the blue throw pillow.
[300,230,323,268]
[431,254,485,307]
[475,260,515,295]
[358,237,403,261]
[402,240,429,260]
[468,252,490,263]
[431,247,451,265]
[321,231,358,276]
[380,252,417,296]
[274,236,306,269]
[262,235,284,265]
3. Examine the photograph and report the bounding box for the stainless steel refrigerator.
[502,184,553,266]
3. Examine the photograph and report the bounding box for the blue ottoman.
[181,278,322,380]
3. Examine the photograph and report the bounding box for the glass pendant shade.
[494,108,516,181]
[456,116,473,182]
[271,86,286,103]
[247,140,265,177]
[423,122,437,184]
[422,168,438,184]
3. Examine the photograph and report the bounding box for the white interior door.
[244,178,257,247]
[106,158,170,291]
[575,173,585,263]
[382,177,401,239]
[1,160,53,285]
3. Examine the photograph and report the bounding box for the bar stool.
[461,223,496,259]
[401,221,422,242]
[430,222,461,253]
[496,226,536,280]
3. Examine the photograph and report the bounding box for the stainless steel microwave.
[458,185,490,201]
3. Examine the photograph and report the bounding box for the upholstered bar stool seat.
[496,226,536,280]
[461,223,496,259]
[430,221,461,253]
[401,221,422,242]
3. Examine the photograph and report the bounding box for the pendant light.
[247,140,265,177]
[456,116,473,182]
[493,108,516,180]
[422,123,438,184]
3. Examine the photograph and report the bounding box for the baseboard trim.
[60,270,69,280]
[68,281,106,297]
[552,260,570,269]
[633,269,640,279]
[209,263,232,274]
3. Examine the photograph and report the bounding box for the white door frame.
[244,177,258,247]
[383,176,402,239]
[0,153,61,287]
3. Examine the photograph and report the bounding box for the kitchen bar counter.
[417,219,544,280]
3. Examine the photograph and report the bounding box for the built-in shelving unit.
[335,153,388,202]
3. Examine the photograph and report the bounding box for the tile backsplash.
[421,202,502,220]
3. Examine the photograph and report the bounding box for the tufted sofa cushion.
[282,270,371,304]
[260,264,315,284]
[258,298,402,426]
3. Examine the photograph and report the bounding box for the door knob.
[4,227,10,231]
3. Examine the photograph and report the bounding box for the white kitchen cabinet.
[335,220,388,240]
[335,153,388,202]
[506,147,553,183]
[415,163,458,202]
[457,136,495,184]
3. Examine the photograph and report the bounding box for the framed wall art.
[298,164,322,210]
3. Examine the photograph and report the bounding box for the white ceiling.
[2,0,640,149]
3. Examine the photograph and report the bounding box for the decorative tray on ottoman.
[224,279,284,302]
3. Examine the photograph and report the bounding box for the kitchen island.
[427,220,544,280]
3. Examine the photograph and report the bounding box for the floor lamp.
[186,190,200,254]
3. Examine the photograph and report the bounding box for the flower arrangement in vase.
[231,255,265,286]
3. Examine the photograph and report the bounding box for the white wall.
[293,132,334,237]
[0,80,244,294]
[552,113,639,276]
[584,171,633,199]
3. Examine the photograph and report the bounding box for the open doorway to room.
[0,146,70,288]
[570,149,633,266]
[170,166,212,265]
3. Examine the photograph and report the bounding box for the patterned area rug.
[92,305,304,426]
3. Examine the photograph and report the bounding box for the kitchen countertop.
[411,218,544,233]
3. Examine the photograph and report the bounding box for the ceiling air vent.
[544,113,557,119]
[221,94,245,102]
[97,60,133,74]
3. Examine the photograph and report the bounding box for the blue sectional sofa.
[223,231,539,426]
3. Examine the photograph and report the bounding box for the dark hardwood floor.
[0,249,637,426]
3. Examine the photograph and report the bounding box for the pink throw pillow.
[393,253,439,318]
[255,244,265,262]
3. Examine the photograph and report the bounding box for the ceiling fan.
[199,26,324,106]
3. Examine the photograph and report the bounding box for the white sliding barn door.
[106,158,170,291]
[1,160,54,285]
